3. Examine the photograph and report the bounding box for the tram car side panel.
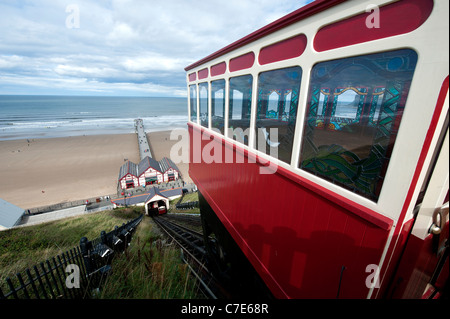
[189,123,392,298]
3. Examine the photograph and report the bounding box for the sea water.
[0,95,188,140]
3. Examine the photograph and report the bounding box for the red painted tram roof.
[184,0,347,71]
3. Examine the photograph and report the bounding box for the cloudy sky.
[0,0,313,97]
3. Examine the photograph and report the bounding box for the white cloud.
[0,0,313,96]
[0,55,24,69]
[122,55,185,72]
[55,64,113,77]
[107,22,138,42]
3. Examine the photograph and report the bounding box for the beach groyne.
[135,119,152,160]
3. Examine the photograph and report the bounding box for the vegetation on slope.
[0,206,201,299]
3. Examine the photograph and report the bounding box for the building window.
[211,79,226,135]
[199,82,209,128]
[145,177,158,185]
[299,49,418,201]
[189,84,197,123]
[256,66,302,164]
[228,75,253,145]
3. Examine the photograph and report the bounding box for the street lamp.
[121,191,127,208]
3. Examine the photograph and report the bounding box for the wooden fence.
[175,201,199,210]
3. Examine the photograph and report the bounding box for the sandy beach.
[0,134,140,210]
[0,130,191,210]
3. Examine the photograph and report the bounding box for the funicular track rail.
[151,216,230,299]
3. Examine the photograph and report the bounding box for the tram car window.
[256,66,302,164]
[299,49,418,201]
[211,79,226,135]
[199,82,209,128]
[189,84,197,123]
[228,74,253,145]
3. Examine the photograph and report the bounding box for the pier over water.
[135,119,152,160]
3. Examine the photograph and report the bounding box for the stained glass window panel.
[299,49,418,201]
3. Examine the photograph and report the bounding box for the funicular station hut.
[111,187,182,216]
[117,156,183,215]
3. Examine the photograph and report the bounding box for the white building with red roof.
[138,156,163,186]
[118,160,139,189]
[118,157,182,189]
[159,157,181,182]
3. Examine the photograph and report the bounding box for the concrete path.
[17,205,88,227]
[15,201,115,228]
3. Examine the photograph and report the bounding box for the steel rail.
[152,216,227,299]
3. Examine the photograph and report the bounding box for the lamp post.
[121,191,127,208]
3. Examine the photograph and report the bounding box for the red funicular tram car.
[185,0,449,298]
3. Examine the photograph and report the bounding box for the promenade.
[17,199,114,227]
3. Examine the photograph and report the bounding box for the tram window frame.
[228,74,253,146]
[256,66,302,164]
[211,79,226,135]
[298,49,418,201]
[189,84,198,123]
[199,82,209,128]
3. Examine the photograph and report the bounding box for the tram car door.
[384,126,449,299]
